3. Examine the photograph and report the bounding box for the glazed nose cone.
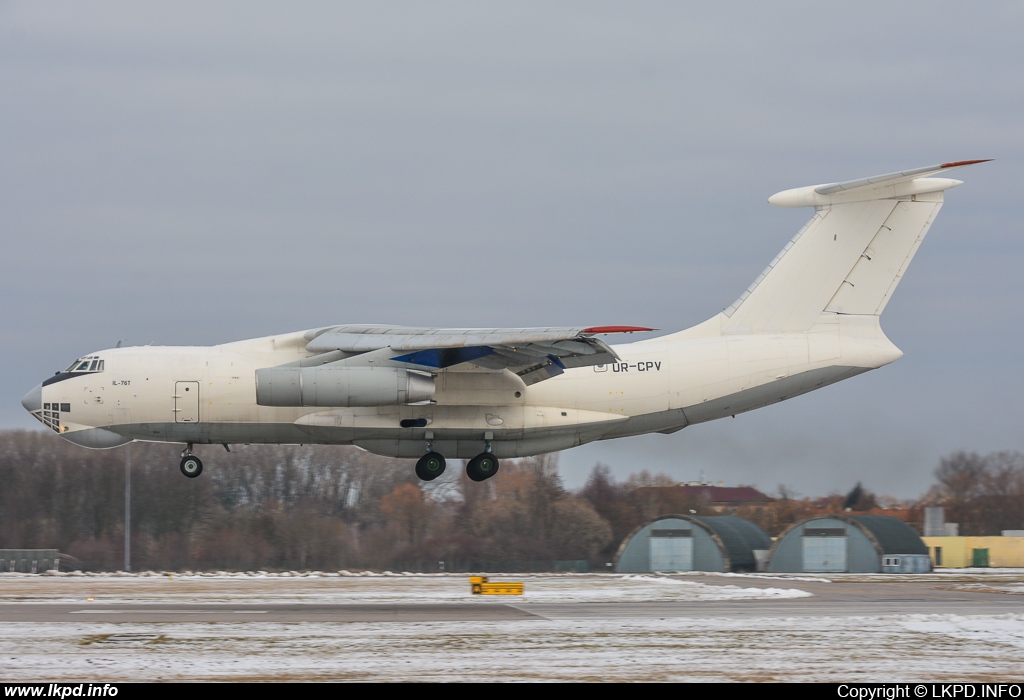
[21,384,42,413]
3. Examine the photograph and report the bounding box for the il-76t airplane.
[22,160,987,482]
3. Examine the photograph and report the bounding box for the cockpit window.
[63,356,104,373]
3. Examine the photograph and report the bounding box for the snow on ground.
[0,571,812,605]
[5,614,1024,682]
[1,572,1023,682]
[952,582,1024,595]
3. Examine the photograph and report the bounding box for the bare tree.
[931,450,1024,535]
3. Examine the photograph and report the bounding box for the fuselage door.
[174,381,200,423]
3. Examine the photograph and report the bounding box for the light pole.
[124,442,131,572]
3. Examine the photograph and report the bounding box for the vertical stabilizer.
[718,160,988,334]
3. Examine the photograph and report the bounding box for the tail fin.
[719,160,989,334]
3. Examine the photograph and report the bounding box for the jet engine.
[256,365,435,407]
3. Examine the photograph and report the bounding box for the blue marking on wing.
[391,346,495,368]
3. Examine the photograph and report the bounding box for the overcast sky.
[3,2,1022,498]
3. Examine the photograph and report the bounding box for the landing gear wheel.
[415,451,447,481]
[466,452,499,482]
[180,455,203,478]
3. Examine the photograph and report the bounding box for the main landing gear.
[415,440,499,482]
[466,452,499,482]
[415,451,446,481]
[179,443,203,478]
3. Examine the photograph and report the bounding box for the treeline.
[927,450,1024,535]
[2,431,1021,571]
[0,431,682,571]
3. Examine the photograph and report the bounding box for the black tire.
[415,451,446,481]
[466,452,499,482]
[180,455,203,478]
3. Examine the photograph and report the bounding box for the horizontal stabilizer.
[768,160,989,208]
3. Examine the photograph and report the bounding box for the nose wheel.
[179,444,203,478]
[180,455,203,478]
[415,451,446,481]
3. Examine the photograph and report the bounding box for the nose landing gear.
[179,444,203,478]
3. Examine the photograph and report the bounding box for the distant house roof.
[674,485,773,505]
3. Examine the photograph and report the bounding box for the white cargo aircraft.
[22,160,988,482]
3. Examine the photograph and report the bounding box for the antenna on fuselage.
[115,339,125,348]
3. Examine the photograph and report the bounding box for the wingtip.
[583,326,658,334]
[940,159,993,168]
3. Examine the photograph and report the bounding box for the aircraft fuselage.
[26,314,899,460]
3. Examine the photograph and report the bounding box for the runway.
[0,579,1020,622]
[1,572,1022,681]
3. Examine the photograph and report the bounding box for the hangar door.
[174,382,200,423]
[649,528,693,571]
[802,527,847,572]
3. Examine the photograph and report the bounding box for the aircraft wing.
[305,324,654,385]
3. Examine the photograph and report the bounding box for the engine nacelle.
[256,365,435,407]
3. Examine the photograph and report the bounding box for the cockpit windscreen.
[63,356,104,373]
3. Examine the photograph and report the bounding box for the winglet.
[940,159,993,168]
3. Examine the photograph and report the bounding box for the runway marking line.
[70,610,269,614]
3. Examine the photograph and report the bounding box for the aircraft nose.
[21,384,42,413]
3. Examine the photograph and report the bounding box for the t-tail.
[672,160,989,347]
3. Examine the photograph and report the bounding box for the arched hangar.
[767,514,931,573]
[615,514,772,573]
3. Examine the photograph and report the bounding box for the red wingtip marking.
[583,325,657,334]
[940,159,993,168]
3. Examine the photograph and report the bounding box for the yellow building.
[922,536,1024,568]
